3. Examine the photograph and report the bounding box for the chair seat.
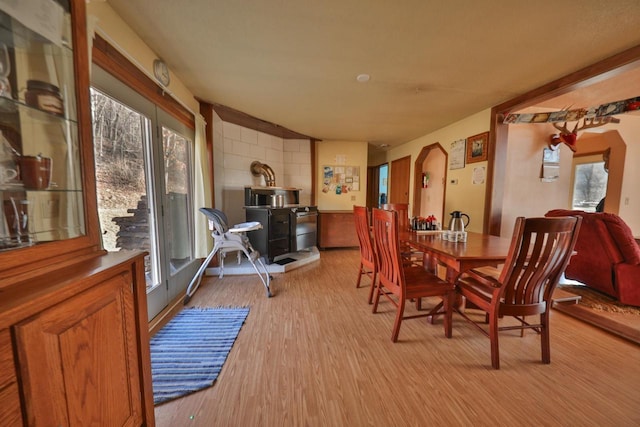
[403,266,453,299]
[456,275,497,305]
[230,221,262,232]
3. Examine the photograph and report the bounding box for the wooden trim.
[203,101,320,141]
[366,166,378,208]
[310,139,317,204]
[92,34,195,129]
[553,302,640,345]
[199,101,215,207]
[485,44,640,236]
[493,45,640,115]
[72,0,101,250]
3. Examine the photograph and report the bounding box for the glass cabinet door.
[0,1,86,251]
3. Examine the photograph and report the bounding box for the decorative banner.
[503,95,640,124]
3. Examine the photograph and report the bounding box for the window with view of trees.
[571,160,608,212]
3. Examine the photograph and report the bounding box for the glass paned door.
[162,126,192,271]
[90,87,161,297]
[154,114,198,303]
[91,65,198,320]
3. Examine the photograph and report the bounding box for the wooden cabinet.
[0,251,155,426]
[318,211,358,249]
[0,3,154,425]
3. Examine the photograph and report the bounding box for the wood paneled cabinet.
[318,211,358,249]
[0,251,154,426]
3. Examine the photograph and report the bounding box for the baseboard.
[553,302,640,346]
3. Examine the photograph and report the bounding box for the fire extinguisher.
[422,172,429,188]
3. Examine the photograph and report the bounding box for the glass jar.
[24,80,64,116]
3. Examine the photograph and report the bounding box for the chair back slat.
[500,216,582,309]
[353,206,376,270]
[381,203,410,231]
[372,208,404,296]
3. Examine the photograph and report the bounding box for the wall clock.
[153,59,170,86]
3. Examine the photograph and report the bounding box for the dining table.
[400,230,513,284]
[400,229,513,315]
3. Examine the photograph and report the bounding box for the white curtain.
[193,114,213,258]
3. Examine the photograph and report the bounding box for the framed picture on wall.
[466,131,489,164]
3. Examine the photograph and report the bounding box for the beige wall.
[86,1,198,114]
[501,112,639,235]
[499,113,574,236]
[385,110,490,233]
[316,140,368,211]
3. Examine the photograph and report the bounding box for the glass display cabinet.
[0,0,101,279]
[0,3,154,425]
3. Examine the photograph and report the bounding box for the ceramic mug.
[0,165,18,184]
[17,155,52,189]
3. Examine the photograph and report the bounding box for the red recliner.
[545,209,640,307]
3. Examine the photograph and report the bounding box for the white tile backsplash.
[223,153,251,170]
[271,135,284,150]
[240,127,258,144]
[257,131,272,148]
[291,151,310,164]
[283,139,300,152]
[265,147,283,163]
[216,118,312,216]
[284,162,301,176]
[223,121,241,140]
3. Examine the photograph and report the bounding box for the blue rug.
[150,307,250,404]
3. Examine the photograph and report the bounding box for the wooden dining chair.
[353,205,378,304]
[380,203,423,266]
[455,216,582,369]
[380,203,410,230]
[371,208,455,342]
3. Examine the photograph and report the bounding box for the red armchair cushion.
[601,213,640,264]
[545,209,640,306]
[545,210,618,296]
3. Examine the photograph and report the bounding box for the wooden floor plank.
[154,249,640,426]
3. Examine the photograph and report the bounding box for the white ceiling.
[105,0,640,146]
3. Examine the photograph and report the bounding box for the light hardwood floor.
[155,249,640,427]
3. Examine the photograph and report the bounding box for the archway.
[412,143,447,223]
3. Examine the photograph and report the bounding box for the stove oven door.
[292,209,318,251]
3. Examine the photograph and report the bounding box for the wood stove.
[244,186,317,264]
